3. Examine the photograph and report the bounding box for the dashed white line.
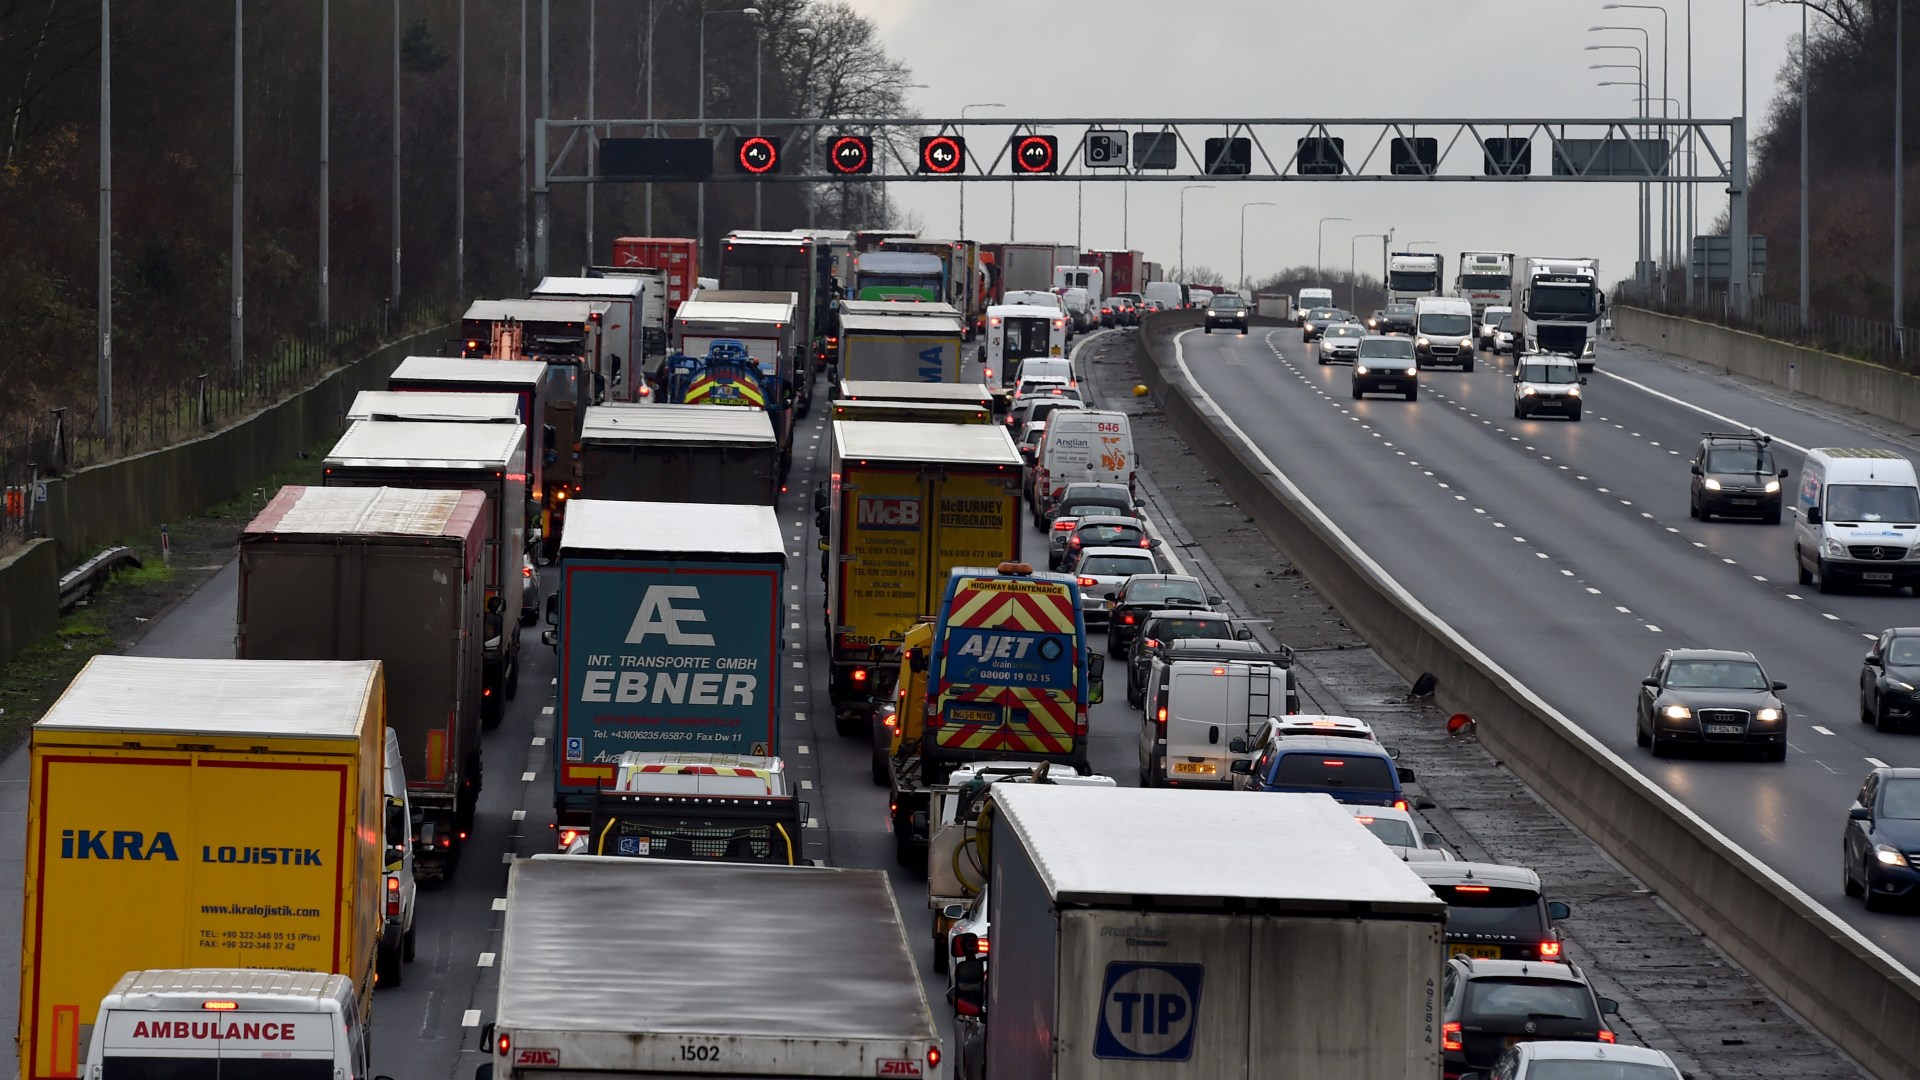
[477,952,496,968]
[1812,725,1835,736]
[1869,757,1891,768]
[462,1009,483,1028]
[530,736,545,747]
[1823,613,1840,621]
[491,897,507,911]
[1615,606,1632,614]
[511,809,526,821]
[1645,624,1663,632]
[520,771,536,782]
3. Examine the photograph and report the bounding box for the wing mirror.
[1780,467,1791,478]
[544,593,559,625]
[542,629,559,648]
[1235,628,1254,641]
[1385,745,1403,760]
[1690,464,1702,475]
[1598,996,1620,1015]
[1866,653,1883,666]
[1807,506,1824,525]
[1640,676,1660,688]
[1207,595,1223,606]
[1578,376,1588,385]
[942,903,968,920]
[1229,758,1254,774]
[1771,680,1789,691]
[1850,805,1872,821]
[950,956,987,1014]
[1421,831,1443,847]
[1548,900,1571,920]
[1396,767,1417,784]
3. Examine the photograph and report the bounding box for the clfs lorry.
[1513,255,1605,371]
[21,657,384,1080]
[544,499,785,844]
[459,298,606,415]
[820,421,1023,727]
[834,299,966,384]
[477,856,941,1079]
[323,420,527,724]
[578,402,780,505]
[961,785,1448,1080]
[238,485,488,880]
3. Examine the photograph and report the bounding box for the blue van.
[1229,734,1413,809]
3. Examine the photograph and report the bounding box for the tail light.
[1442,1022,1463,1052]
[976,936,990,955]
[523,564,534,579]
[1078,576,1097,587]
[1075,709,1090,737]
[1598,1029,1616,1044]
[1120,613,1135,625]
[1053,520,1075,531]
[1139,538,1152,548]
[1069,537,1083,549]
[852,668,869,683]
[1143,638,1160,649]
[954,996,982,1018]
[497,1033,512,1056]
[883,712,899,730]
[1156,706,1167,727]
[928,1048,942,1070]
[1538,939,1562,958]
[558,828,581,849]
[984,367,994,380]
[1393,799,1409,811]
[386,875,401,917]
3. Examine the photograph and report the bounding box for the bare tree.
[1756,0,1873,51]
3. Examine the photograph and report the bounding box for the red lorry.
[610,237,700,316]
[1081,249,1147,297]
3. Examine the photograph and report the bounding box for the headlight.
[1824,538,1849,557]
[1416,336,1430,347]
[1567,386,1581,396]
[1703,477,1723,491]
[1405,366,1418,376]
[1459,338,1474,349]
[1761,479,1780,493]
[1755,707,1782,722]
[1520,386,1537,397]
[1355,365,1370,375]
[1888,679,1915,692]
[1876,844,1910,867]
[1660,704,1692,720]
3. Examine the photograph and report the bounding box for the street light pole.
[231,0,244,378]
[698,7,763,261]
[642,0,656,235]
[1238,201,1275,295]
[1800,0,1809,326]
[98,0,112,430]
[958,103,1004,238]
[1587,42,1648,282]
[456,0,465,302]
[390,0,401,307]
[1316,216,1351,283]
[752,16,763,229]
[1351,234,1385,312]
[584,0,594,266]
[1603,5,1671,275]
[1180,185,1215,282]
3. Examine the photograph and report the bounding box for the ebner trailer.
[971,785,1448,1080]
[238,485,488,879]
[545,500,784,846]
[482,856,942,1078]
[578,403,780,506]
[21,657,383,1080]
[835,300,966,384]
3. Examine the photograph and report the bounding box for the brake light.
[1538,939,1562,958]
[977,936,990,955]
[990,316,1002,327]
[558,828,581,848]
[883,712,898,730]
[1212,667,1226,675]
[852,668,869,683]
[1143,638,1159,649]
[1140,538,1152,547]
[1078,576,1097,587]
[1156,706,1167,726]
[1070,537,1082,549]
[387,875,401,916]
[1321,760,1346,767]
[1120,613,1136,625]
[522,564,534,579]
[1353,816,1374,825]
[1393,799,1409,811]
[1598,1029,1616,1044]
[1075,709,1089,737]
[1442,1022,1463,1052]
[1453,885,1491,893]
[497,1033,511,1056]
[929,1047,942,1069]
[1053,520,1075,531]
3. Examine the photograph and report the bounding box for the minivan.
[1142,280,1188,313]
[1035,410,1135,519]
[1296,287,1335,324]
[1793,447,1920,593]
[1229,733,1413,808]
[1139,651,1290,789]
[1414,296,1478,370]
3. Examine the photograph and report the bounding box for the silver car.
[1071,546,1161,626]
[1319,322,1366,364]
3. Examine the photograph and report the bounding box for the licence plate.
[1732,498,1757,506]
[1172,761,1218,775]
[1866,572,1895,582]
[950,706,997,725]
[1706,723,1743,735]
[1448,944,1502,960]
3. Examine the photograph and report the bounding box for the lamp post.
[1238,202,1275,295]
[1350,234,1385,313]
[1316,216,1351,282]
[698,5,761,260]
[958,103,1004,239]
[1588,42,1649,282]
[1601,7,1670,275]
[1179,185,1215,282]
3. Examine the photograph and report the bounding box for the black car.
[1690,431,1788,523]
[1412,862,1570,963]
[1302,307,1352,342]
[1844,767,1920,911]
[1126,609,1245,706]
[1379,303,1417,335]
[1352,335,1420,401]
[1105,574,1218,658]
[1861,627,1920,730]
[1440,957,1617,1080]
[1044,482,1141,553]
[1204,294,1248,334]
[1635,648,1789,760]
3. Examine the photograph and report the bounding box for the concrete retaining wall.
[1618,306,1920,430]
[0,539,58,667]
[1136,311,1918,1079]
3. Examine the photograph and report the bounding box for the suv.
[1204,294,1249,334]
[1353,335,1419,400]
[1441,958,1617,1080]
[1106,574,1220,658]
[1635,647,1789,760]
[1512,354,1585,421]
[1412,861,1570,962]
[1379,303,1417,335]
[1691,430,1788,523]
[1045,480,1139,540]
[1228,733,1411,807]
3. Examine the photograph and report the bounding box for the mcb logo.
[857,496,921,532]
[1093,961,1204,1061]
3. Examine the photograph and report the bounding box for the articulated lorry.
[350,389,522,426]
[238,485,488,880]
[881,237,981,322]
[478,856,941,1079]
[386,357,555,539]
[323,420,527,724]
[609,236,700,315]
[1512,255,1605,371]
[720,231,835,369]
[587,264,670,357]
[983,242,1062,304]
[578,403,780,505]
[1387,251,1445,307]
[460,298,607,410]
[544,499,785,843]
[820,421,1024,727]
[533,276,651,402]
[851,249,946,301]
[21,656,384,1080]
[834,299,966,384]
[962,785,1448,1080]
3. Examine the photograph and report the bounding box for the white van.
[1793,447,1920,593]
[1142,280,1187,313]
[1052,264,1105,305]
[1296,287,1335,324]
[1035,410,1135,518]
[88,969,383,1079]
[1139,643,1296,789]
[379,729,417,987]
[980,303,1067,379]
[1413,296,1478,370]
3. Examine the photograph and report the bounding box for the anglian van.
[1034,410,1135,520]
[1794,447,1920,593]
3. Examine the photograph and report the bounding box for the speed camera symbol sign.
[1086,130,1127,168]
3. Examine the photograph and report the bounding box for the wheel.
[1406,387,1418,402]
[835,709,865,738]
[519,607,537,627]
[1461,357,1475,373]
[1765,742,1788,762]
[1318,354,1329,366]
[870,746,890,787]
[1648,728,1669,758]
[1352,384,1364,400]
[1689,493,1700,519]
[1127,676,1143,709]
[1568,405,1582,421]
[403,922,416,962]
[1797,549,1814,586]
[1766,506,1783,525]
[1865,874,1890,912]
[932,927,950,974]
[1845,855,1865,897]
[1239,328,1247,336]
[377,945,402,988]
[505,655,520,700]
[1863,690,1877,724]
[481,691,503,731]
[1635,716,1650,747]
[1874,700,1891,732]
[1204,326,1213,334]
[1513,402,1525,419]
[1817,560,1837,594]
[1109,635,1127,659]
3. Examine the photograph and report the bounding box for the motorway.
[1176,323,1920,970]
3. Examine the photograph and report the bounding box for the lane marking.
[1813,726,1835,735]
[511,809,526,821]
[491,897,507,911]
[530,736,546,746]
[541,705,553,715]
[520,772,536,782]
[1869,757,1891,768]
[1645,624,1663,632]
[478,952,496,968]
[1596,368,1810,453]
[462,1010,482,1028]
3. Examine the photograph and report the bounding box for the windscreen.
[1529,283,1598,316]
[1433,886,1550,936]
[1079,554,1156,577]
[1359,339,1416,360]
[1461,978,1598,1024]
[103,1060,335,1080]
[1144,617,1232,642]
[1889,638,1920,666]
[1078,523,1147,546]
[1060,498,1132,519]
[1459,273,1512,290]
[1521,1064,1679,1080]
[1826,483,1920,523]
[1210,296,1244,309]
[1706,447,1775,474]
[1029,400,1083,425]
[1353,815,1418,847]
[1417,312,1473,336]
[1122,578,1206,604]
[1267,752,1395,791]
[1389,270,1440,292]
[1518,362,1579,384]
[1880,779,1920,819]
[1492,312,1512,329]
[1308,308,1337,320]
[1003,317,1052,359]
[1326,326,1364,339]
[1663,660,1768,690]
[1385,306,1414,319]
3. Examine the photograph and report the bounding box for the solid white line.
[1595,367,1810,453]
[1869,757,1891,768]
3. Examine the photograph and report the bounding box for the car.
[1228,733,1414,808]
[1440,957,1618,1080]
[1070,546,1161,626]
[1352,334,1420,400]
[1479,304,1513,350]
[1125,608,1245,706]
[1347,806,1455,862]
[1016,421,1048,499]
[942,884,990,987]
[1004,394,1084,443]
[1044,479,1140,547]
[1319,322,1367,364]
[1055,514,1155,572]
[1635,647,1790,760]
[1844,766,1920,911]
[1459,1040,1683,1080]
[1379,303,1417,335]
[1234,713,1379,751]
[1861,627,1920,730]
[1512,354,1585,421]
[1060,287,1094,331]
[1301,306,1353,342]
[1010,375,1080,407]
[1105,574,1219,658]
[1365,308,1387,332]
[1690,430,1787,523]
[1203,293,1249,334]
[520,553,542,626]
[1412,861,1570,962]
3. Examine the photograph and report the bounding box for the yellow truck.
[817,421,1023,735]
[20,656,384,1080]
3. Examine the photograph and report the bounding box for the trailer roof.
[676,292,798,324]
[833,421,1021,466]
[348,390,522,423]
[840,311,966,335]
[580,403,775,446]
[245,485,488,542]
[838,380,993,406]
[562,498,784,556]
[853,251,943,273]
[463,298,603,324]
[498,857,937,1043]
[838,299,963,320]
[104,969,353,1008]
[994,786,1449,914]
[38,656,377,738]
[389,355,548,386]
[326,420,525,470]
[533,276,645,299]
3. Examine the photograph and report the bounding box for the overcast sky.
[842,0,1804,292]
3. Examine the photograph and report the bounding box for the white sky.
[842,0,1802,291]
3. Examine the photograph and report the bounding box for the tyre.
[871,746,889,787]
[932,927,949,974]
[1239,328,1247,336]
[1689,494,1700,519]
[1635,717,1650,747]
[403,923,416,962]
[481,692,502,731]
[1865,878,1890,912]
[1766,506,1783,525]
[1874,700,1891,732]
[519,607,537,628]
[1817,560,1837,594]
[1797,549,1814,586]
[1513,402,1525,419]
[1318,354,1328,366]
[1863,691,1876,724]
[1127,677,1143,709]
[377,945,402,988]
[1648,729,1669,758]
[1846,855,1865,897]
[1204,326,1213,335]
[1109,634,1128,659]
[1461,357,1475,373]
[1352,384,1364,400]
[835,709,865,738]
[1568,405,1582,421]
[1406,387,1418,402]
[1766,742,1788,762]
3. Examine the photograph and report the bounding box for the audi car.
[1635,648,1789,760]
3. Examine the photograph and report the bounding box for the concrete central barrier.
[1136,312,1917,1079]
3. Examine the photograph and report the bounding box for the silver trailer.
[579,403,780,506]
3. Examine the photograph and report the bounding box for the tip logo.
[1093,962,1204,1061]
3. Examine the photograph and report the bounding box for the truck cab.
[561,751,805,865]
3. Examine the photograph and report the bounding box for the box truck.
[533,275,651,402]
[578,403,779,506]
[835,299,966,384]
[609,236,700,315]
[543,499,785,840]
[238,485,488,880]
[21,656,384,1080]
[386,356,555,533]
[967,785,1448,1080]
[478,856,941,1078]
